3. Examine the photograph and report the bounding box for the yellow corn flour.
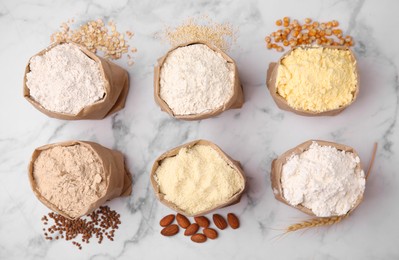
[276,47,357,112]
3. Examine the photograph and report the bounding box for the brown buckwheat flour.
[33,144,106,218]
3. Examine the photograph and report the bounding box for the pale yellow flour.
[155,145,243,215]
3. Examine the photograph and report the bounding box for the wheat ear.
[285,214,348,233]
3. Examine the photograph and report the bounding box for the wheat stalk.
[285,214,348,233]
[366,142,378,180]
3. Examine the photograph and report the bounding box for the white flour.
[281,142,365,217]
[26,43,105,115]
[159,44,234,115]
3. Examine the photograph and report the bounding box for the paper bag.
[150,139,246,217]
[23,42,129,120]
[28,140,132,219]
[266,45,359,116]
[154,42,244,120]
[271,139,364,217]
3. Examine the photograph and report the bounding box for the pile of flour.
[26,43,105,115]
[281,141,365,217]
[33,144,106,218]
[155,144,243,215]
[159,44,234,115]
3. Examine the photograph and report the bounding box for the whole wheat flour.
[33,144,106,218]
[160,44,234,115]
[281,141,365,217]
[155,145,243,215]
[26,43,105,115]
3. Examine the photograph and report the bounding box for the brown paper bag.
[271,140,364,217]
[154,42,244,120]
[266,45,359,116]
[28,140,133,219]
[23,42,129,120]
[150,139,246,217]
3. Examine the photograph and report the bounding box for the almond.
[227,213,240,229]
[203,228,218,239]
[159,214,175,227]
[194,216,210,228]
[160,224,179,236]
[191,233,207,243]
[212,214,227,230]
[184,223,199,236]
[176,213,190,228]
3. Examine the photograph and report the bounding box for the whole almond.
[184,223,199,236]
[160,224,179,236]
[194,216,210,228]
[191,233,207,243]
[203,228,218,239]
[159,214,175,227]
[176,213,190,228]
[213,214,227,230]
[227,213,240,229]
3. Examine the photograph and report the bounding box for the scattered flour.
[281,141,365,217]
[159,44,234,115]
[26,43,105,115]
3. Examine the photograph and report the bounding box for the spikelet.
[285,214,348,233]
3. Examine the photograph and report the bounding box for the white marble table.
[1,0,398,259]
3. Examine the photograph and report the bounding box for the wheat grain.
[285,214,348,233]
[158,15,238,52]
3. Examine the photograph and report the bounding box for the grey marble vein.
[1,0,399,259]
[347,0,366,34]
